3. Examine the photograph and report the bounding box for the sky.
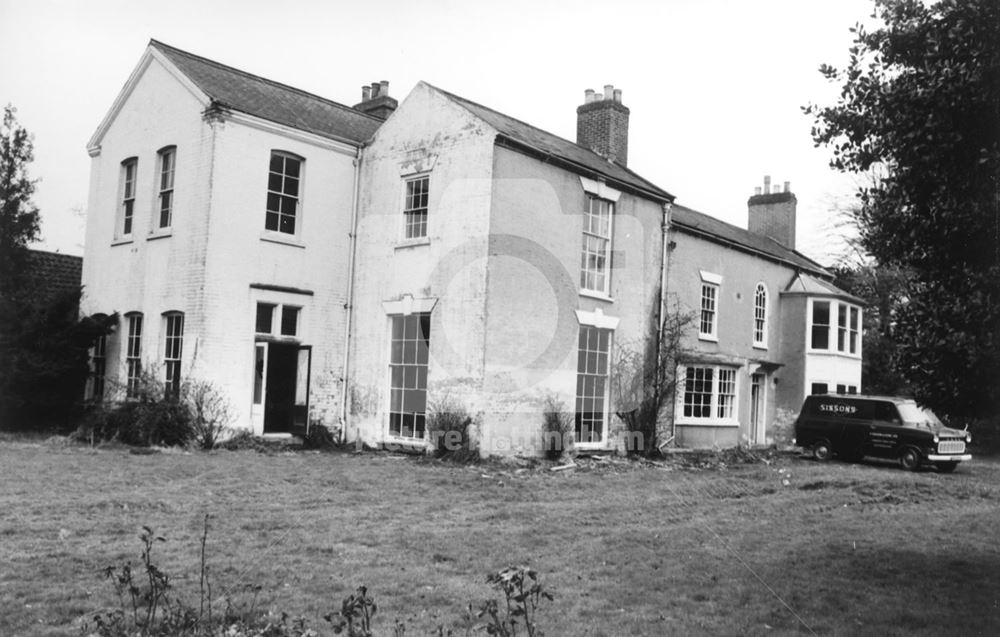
[0,0,876,262]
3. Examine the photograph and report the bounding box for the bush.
[79,373,235,449]
[541,395,573,461]
[427,396,477,461]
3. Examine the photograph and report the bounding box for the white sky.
[0,0,875,262]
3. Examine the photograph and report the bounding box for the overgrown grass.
[1,437,998,636]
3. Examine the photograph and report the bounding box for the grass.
[1,436,999,636]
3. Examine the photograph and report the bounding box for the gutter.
[339,145,363,442]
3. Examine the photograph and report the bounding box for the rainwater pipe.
[339,145,363,444]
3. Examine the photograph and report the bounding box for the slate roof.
[783,271,864,304]
[433,85,674,202]
[150,40,382,145]
[670,203,831,277]
[27,250,82,296]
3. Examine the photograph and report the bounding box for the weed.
[476,566,553,637]
[540,396,573,461]
[427,396,478,461]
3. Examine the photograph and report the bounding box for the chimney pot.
[783,180,791,193]
[379,80,389,96]
[361,85,371,102]
[604,84,614,100]
[763,175,771,194]
[370,82,380,98]
[584,88,595,104]
[754,186,762,195]
[613,88,622,103]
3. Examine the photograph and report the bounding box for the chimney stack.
[748,175,797,250]
[354,80,398,120]
[576,84,630,166]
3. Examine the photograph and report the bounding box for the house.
[81,40,381,431]
[81,41,862,452]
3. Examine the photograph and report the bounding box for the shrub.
[185,379,236,450]
[301,423,339,451]
[540,395,573,461]
[426,396,477,461]
[79,374,236,449]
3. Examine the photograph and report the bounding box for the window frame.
[387,313,431,442]
[753,282,768,348]
[699,283,719,341]
[264,150,304,236]
[575,325,612,448]
[809,298,862,358]
[255,301,300,339]
[118,157,138,238]
[125,313,143,399]
[156,146,176,231]
[402,175,430,241]
[579,194,614,296]
[163,312,184,397]
[677,364,739,426]
[90,333,108,401]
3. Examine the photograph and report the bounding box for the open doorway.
[254,342,311,434]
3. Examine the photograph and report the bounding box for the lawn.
[1,436,998,636]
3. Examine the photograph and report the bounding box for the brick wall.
[576,100,630,166]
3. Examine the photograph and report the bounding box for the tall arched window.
[753,283,768,348]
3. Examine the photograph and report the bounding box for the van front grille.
[937,440,966,454]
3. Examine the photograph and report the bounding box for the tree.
[0,104,41,294]
[806,0,1000,418]
[611,299,695,456]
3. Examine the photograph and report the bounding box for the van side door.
[868,401,903,459]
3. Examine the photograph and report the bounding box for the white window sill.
[752,343,768,351]
[110,237,134,247]
[675,420,739,428]
[579,289,614,303]
[807,349,862,359]
[698,334,719,343]
[395,237,430,250]
[147,231,172,241]
[260,232,305,248]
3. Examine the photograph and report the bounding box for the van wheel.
[936,462,959,474]
[899,448,921,471]
[812,440,832,462]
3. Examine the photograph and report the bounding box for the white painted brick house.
[82,41,862,451]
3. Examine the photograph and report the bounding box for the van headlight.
[933,435,940,443]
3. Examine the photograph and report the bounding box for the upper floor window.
[580,195,613,294]
[266,151,302,235]
[403,176,429,239]
[810,299,862,356]
[157,146,176,230]
[163,312,184,396]
[125,313,143,399]
[753,283,767,348]
[698,271,722,341]
[119,158,137,237]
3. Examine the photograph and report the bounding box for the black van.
[793,394,972,472]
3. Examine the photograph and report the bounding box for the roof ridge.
[149,39,383,123]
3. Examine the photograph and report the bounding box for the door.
[262,342,311,434]
[749,373,765,445]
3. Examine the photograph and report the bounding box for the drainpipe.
[339,145,363,443]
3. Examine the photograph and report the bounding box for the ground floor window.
[90,334,107,401]
[389,313,430,440]
[125,313,143,399]
[163,312,184,396]
[680,365,737,422]
[575,326,611,444]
